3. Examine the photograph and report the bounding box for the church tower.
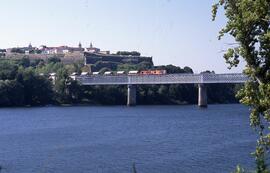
[28,43,33,49]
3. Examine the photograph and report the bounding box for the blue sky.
[0,0,244,73]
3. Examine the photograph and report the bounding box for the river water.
[0,104,256,173]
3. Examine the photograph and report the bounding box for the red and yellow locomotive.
[139,70,167,75]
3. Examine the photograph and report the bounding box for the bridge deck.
[76,73,248,85]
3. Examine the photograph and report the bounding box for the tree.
[16,68,53,106]
[0,61,18,80]
[212,1,270,172]
[5,80,24,106]
[138,61,153,70]
[155,65,186,74]
[54,67,69,103]
[116,51,141,56]
[31,59,45,67]
[11,48,25,54]
[48,56,61,64]
[183,66,194,74]
[0,80,24,106]
[65,79,83,104]
[19,57,30,68]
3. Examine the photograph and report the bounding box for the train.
[74,69,167,76]
[139,70,167,75]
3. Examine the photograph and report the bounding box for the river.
[0,104,256,173]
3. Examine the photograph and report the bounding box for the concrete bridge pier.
[127,85,137,106]
[198,84,207,107]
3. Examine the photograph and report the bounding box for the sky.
[0,0,245,73]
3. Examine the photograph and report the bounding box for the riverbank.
[0,101,241,108]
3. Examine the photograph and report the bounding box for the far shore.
[0,102,241,109]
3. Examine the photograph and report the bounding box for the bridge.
[75,73,248,107]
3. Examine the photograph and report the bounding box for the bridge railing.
[77,75,128,85]
[202,73,248,83]
[128,74,202,84]
[76,73,248,85]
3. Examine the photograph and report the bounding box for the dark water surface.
[0,104,256,173]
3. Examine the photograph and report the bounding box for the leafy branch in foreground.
[213,0,270,172]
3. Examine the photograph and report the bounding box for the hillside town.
[0,43,154,74]
[1,42,106,55]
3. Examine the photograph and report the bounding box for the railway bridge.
[75,73,248,107]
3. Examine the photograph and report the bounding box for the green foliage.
[31,59,44,67]
[65,63,83,74]
[92,61,118,71]
[17,68,54,106]
[117,64,139,71]
[11,48,25,54]
[36,62,64,75]
[208,83,240,104]
[19,57,30,68]
[0,60,18,80]
[85,52,153,72]
[183,66,194,73]
[54,67,69,103]
[117,64,193,74]
[137,84,194,105]
[138,61,153,70]
[116,51,141,56]
[0,80,24,106]
[66,79,83,103]
[213,0,270,172]
[155,65,191,74]
[0,59,54,106]
[53,66,83,104]
[48,56,61,64]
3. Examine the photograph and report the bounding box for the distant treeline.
[0,57,241,107]
[116,51,141,56]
